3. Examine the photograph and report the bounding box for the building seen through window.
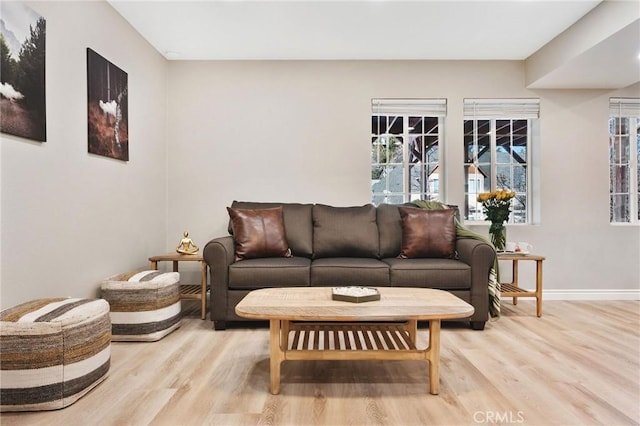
[464,119,530,223]
[463,99,539,224]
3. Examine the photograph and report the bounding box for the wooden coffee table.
[235,287,474,395]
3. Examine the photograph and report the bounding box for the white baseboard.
[509,289,640,300]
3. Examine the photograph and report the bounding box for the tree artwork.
[0,2,46,142]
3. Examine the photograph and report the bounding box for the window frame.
[609,97,640,224]
[371,99,446,206]
[463,98,540,225]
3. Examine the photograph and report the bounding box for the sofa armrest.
[456,238,495,323]
[203,236,235,326]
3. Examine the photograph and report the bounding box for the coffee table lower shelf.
[287,322,416,352]
[270,319,441,395]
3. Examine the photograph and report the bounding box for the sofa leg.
[470,321,486,330]
[213,320,226,331]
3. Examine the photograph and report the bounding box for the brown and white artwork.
[0,2,46,142]
[87,48,128,161]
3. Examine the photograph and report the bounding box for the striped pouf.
[0,298,111,412]
[101,270,181,342]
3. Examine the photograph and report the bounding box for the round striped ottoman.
[0,298,111,412]
[101,270,181,342]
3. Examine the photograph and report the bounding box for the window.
[371,99,446,206]
[463,99,540,223]
[609,98,640,224]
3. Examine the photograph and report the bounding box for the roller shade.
[372,98,447,117]
[610,97,640,117]
[464,98,540,119]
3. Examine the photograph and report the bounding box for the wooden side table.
[497,253,545,317]
[149,253,209,320]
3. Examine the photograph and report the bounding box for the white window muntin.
[609,97,640,224]
[464,98,539,223]
[371,99,446,206]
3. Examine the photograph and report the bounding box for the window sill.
[464,221,534,226]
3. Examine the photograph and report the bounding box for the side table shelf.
[497,253,545,317]
[149,253,209,320]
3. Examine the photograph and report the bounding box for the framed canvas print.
[0,2,46,142]
[87,48,128,161]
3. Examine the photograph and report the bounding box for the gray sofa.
[203,201,495,331]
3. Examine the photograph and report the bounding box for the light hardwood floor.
[2,300,638,425]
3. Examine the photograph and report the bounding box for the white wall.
[0,1,168,308]
[167,61,640,294]
[167,60,528,240]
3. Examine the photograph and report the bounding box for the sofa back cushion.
[312,204,379,258]
[377,204,404,258]
[229,201,313,258]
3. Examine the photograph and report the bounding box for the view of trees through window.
[464,119,529,223]
[0,10,46,142]
[371,115,441,205]
[609,115,640,223]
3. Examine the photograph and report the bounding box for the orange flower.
[477,189,516,223]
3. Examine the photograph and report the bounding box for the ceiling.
[108,0,640,89]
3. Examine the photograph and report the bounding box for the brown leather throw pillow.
[398,207,456,259]
[227,207,292,261]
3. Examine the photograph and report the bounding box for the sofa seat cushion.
[229,257,311,289]
[383,258,470,289]
[311,258,389,286]
[312,204,379,259]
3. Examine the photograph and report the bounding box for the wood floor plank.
[1,300,638,425]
